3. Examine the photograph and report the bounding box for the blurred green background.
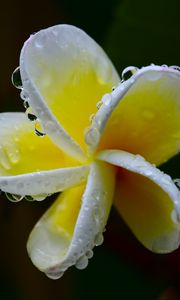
[0,0,180,299]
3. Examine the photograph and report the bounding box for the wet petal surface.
[98,150,180,252]
[95,66,180,165]
[0,113,78,176]
[20,24,119,156]
[27,161,115,275]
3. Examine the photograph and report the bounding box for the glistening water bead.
[11,67,23,89]
[28,113,37,121]
[25,195,35,202]
[5,192,24,202]
[121,66,139,81]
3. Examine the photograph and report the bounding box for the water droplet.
[170,65,180,72]
[8,149,20,164]
[96,100,103,110]
[161,64,168,68]
[23,101,29,109]
[121,66,138,81]
[86,250,93,259]
[5,193,24,202]
[35,40,43,49]
[145,71,162,81]
[20,90,29,101]
[84,205,89,212]
[11,67,22,89]
[89,114,95,123]
[32,194,48,201]
[28,113,37,121]
[174,179,180,190]
[35,121,46,137]
[35,128,46,137]
[75,255,89,270]
[25,195,35,202]
[102,93,112,106]
[0,147,11,170]
[94,233,104,246]
[45,270,64,280]
[84,126,100,146]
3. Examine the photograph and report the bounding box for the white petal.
[27,161,115,274]
[0,165,89,196]
[87,65,180,153]
[20,24,119,161]
[98,149,180,252]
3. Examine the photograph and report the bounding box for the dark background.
[0,0,180,299]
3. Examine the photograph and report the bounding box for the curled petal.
[98,150,180,252]
[27,161,115,276]
[91,66,180,165]
[20,24,119,159]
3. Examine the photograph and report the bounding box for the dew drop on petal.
[96,100,103,110]
[25,195,35,202]
[23,101,30,109]
[84,126,100,146]
[11,67,22,89]
[0,147,11,170]
[45,270,64,280]
[34,121,46,137]
[101,93,112,106]
[28,113,37,122]
[121,66,139,81]
[34,40,44,49]
[5,192,24,202]
[20,90,29,101]
[8,149,20,164]
[75,255,89,270]
[32,194,48,201]
[89,113,95,123]
[161,64,168,68]
[174,179,180,190]
[170,65,180,72]
[94,233,104,246]
[86,250,93,259]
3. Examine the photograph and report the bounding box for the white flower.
[1,25,180,279]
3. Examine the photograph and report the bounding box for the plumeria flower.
[1,24,180,279]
